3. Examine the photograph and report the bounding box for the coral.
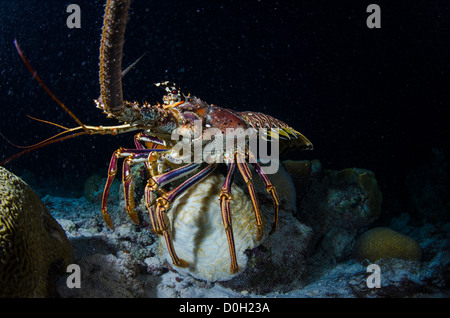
[282,160,383,265]
[0,167,73,297]
[158,173,262,282]
[352,227,422,262]
[328,168,382,222]
[299,165,382,236]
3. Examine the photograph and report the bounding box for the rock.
[282,161,384,270]
[282,159,322,180]
[349,258,443,297]
[389,212,412,233]
[144,256,167,276]
[353,227,422,262]
[282,159,322,201]
[298,165,382,238]
[221,210,314,294]
[318,228,356,263]
[57,218,78,233]
[0,166,73,297]
[83,173,104,203]
[155,270,239,298]
[83,172,122,224]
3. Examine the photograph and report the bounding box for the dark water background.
[1,0,449,222]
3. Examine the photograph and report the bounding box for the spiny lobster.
[2,0,312,274]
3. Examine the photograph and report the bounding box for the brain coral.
[353,227,422,262]
[0,167,73,297]
[158,173,262,282]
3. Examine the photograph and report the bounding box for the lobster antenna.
[13,39,89,132]
[0,132,24,149]
[0,130,90,166]
[0,125,82,150]
[2,114,86,149]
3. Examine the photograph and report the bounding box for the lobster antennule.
[121,52,147,78]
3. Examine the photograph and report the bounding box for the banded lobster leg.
[235,151,264,241]
[134,132,169,177]
[248,152,280,234]
[101,146,169,229]
[218,162,239,273]
[250,161,280,234]
[144,162,201,235]
[153,164,218,268]
[219,154,280,273]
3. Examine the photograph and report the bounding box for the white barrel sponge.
[158,173,262,281]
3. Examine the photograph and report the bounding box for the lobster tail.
[99,0,131,118]
[278,128,313,155]
[238,111,313,154]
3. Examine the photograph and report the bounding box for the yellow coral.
[353,227,421,262]
[0,167,73,297]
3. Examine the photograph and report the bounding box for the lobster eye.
[171,90,178,95]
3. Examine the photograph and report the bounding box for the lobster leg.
[144,162,201,234]
[101,147,167,229]
[122,153,150,225]
[155,164,217,268]
[101,150,120,228]
[236,152,264,241]
[251,161,280,235]
[134,133,165,171]
[219,162,239,273]
[134,133,168,176]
